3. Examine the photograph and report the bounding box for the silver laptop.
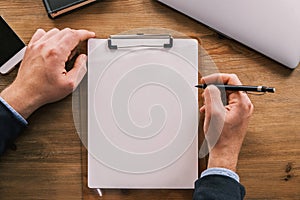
[158,0,300,69]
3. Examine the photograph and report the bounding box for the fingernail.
[90,31,96,37]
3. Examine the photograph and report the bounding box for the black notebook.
[43,0,98,18]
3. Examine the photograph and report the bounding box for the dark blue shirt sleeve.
[0,99,27,155]
[193,175,246,200]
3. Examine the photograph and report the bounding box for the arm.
[0,98,27,154]
[193,73,254,200]
[0,28,95,155]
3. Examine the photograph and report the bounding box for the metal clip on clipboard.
[108,34,174,49]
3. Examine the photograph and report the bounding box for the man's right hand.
[200,73,254,172]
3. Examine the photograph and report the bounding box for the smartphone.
[0,16,26,74]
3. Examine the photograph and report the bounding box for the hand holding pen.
[199,73,255,172]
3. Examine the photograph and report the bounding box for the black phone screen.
[0,16,25,66]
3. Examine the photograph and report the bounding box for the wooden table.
[0,1,299,199]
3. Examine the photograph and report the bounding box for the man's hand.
[200,73,254,172]
[0,28,95,118]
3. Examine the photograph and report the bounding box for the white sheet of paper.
[88,38,198,188]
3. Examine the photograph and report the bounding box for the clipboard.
[87,34,199,189]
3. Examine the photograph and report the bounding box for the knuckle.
[45,47,59,58]
[241,97,254,115]
[28,41,45,51]
[27,43,35,50]
[50,28,60,33]
[248,101,254,114]
[64,28,77,38]
[65,80,76,91]
[230,73,239,80]
[63,27,72,32]
[245,101,253,112]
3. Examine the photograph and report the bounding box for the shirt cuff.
[0,96,28,125]
[200,167,240,183]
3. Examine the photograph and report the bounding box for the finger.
[28,29,46,45]
[201,73,223,84]
[202,73,245,104]
[68,48,78,61]
[199,105,205,113]
[201,73,243,85]
[204,85,224,117]
[66,54,87,91]
[50,28,95,56]
[227,90,253,112]
[60,29,95,54]
[38,28,60,43]
[203,85,226,149]
[203,85,224,132]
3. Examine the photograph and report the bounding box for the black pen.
[195,84,275,93]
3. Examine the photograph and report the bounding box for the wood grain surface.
[0,0,299,199]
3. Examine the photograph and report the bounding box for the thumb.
[67,54,87,90]
[204,85,224,118]
[28,29,46,45]
[203,85,226,149]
